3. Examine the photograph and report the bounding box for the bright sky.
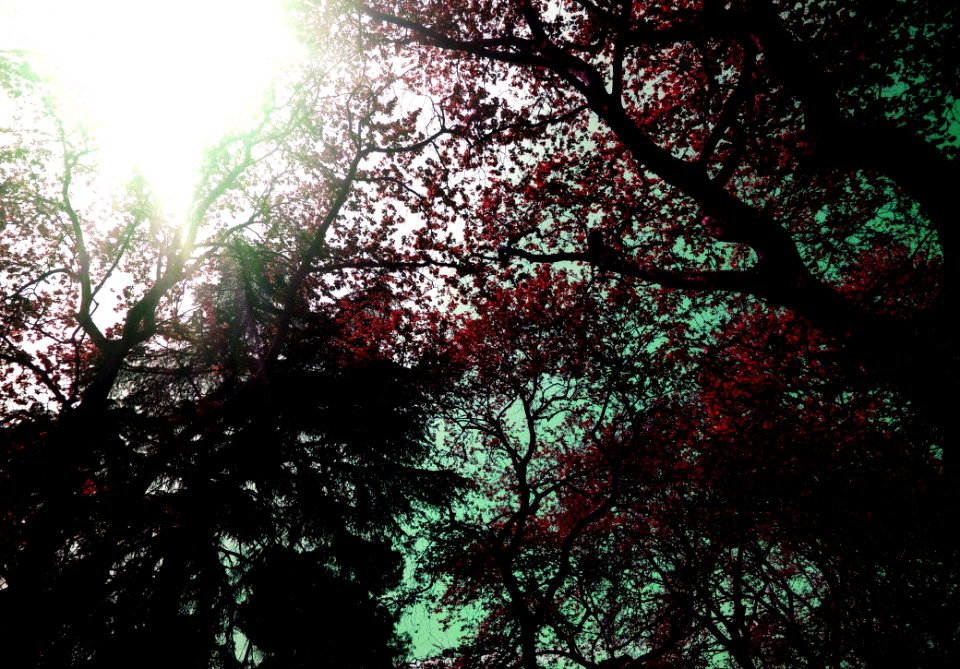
[1,0,302,218]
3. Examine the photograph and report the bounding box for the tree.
[417,269,686,669]
[349,0,958,455]
[341,1,956,657]
[0,304,450,667]
[1,27,456,667]
[422,270,956,669]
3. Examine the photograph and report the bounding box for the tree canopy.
[1,1,957,667]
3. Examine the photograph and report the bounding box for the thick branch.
[498,244,769,296]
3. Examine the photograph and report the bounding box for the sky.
[1,0,301,218]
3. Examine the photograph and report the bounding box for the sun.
[3,0,302,217]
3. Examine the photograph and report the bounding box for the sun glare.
[4,0,302,217]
